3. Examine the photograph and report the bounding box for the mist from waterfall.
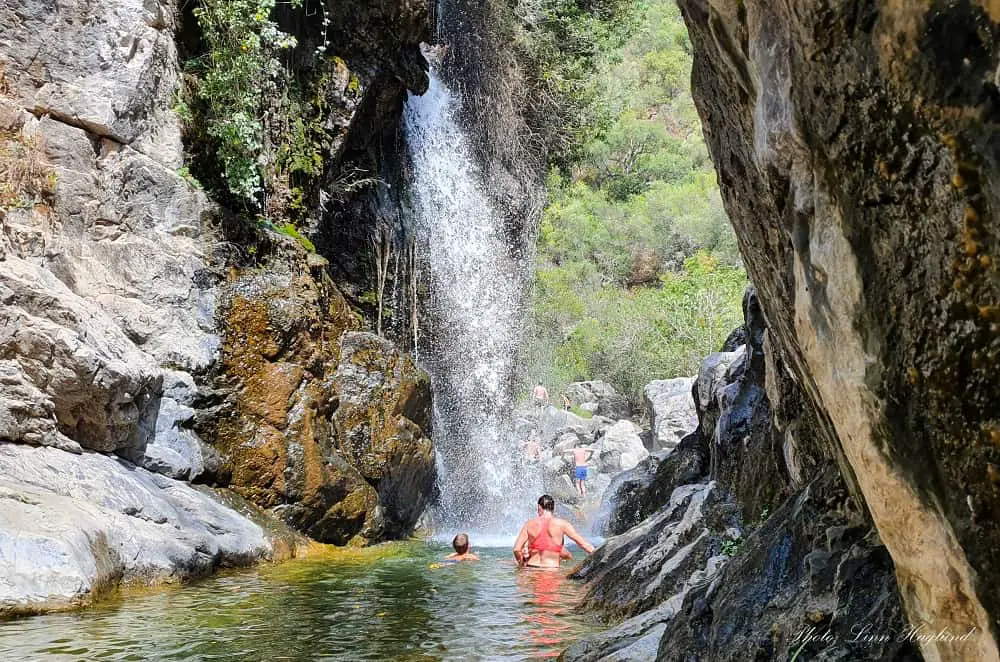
[403,65,538,533]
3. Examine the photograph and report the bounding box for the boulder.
[208,261,435,545]
[131,370,206,481]
[535,405,597,446]
[0,444,270,616]
[333,331,436,537]
[598,420,648,474]
[565,380,631,420]
[643,377,697,450]
[0,257,161,455]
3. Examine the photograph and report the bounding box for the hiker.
[532,383,549,407]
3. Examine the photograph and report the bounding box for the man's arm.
[563,522,596,555]
[513,524,530,566]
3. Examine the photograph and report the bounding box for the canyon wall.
[0,0,438,612]
[671,1,1000,660]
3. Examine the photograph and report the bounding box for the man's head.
[452,533,469,555]
[537,494,555,515]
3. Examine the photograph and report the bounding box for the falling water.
[404,64,537,532]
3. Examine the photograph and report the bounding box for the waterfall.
[403,65,537,532]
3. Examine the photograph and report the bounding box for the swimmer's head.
[452,533,469,555]
[537,494,555,513]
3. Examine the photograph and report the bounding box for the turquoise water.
[0,542,600,661]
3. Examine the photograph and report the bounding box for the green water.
[1,542,601,661]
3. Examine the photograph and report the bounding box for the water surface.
[1,542,599,661]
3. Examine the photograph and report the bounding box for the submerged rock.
[0,444,270,616]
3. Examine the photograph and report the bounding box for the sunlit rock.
[643,377,697,450]
[0,444,270,616]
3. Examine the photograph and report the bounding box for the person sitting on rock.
[513,494,595,569]
[563,447,596,497]
[444,533,480,562]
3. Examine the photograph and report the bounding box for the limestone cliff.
[0,0,439,612]
[670,1,1000,660]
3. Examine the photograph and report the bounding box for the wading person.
[444,533,480,562]
[563,446,596,497]
[513,494,595,569]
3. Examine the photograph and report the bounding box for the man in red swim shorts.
[512,494,596,568]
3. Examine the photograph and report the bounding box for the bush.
[189,0,299,205]
[524,252,746,404]
[0,131,57,211]
[520,0,747,404]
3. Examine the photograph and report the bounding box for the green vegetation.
[521,0,746,404]
[273,222,316,253]
[189,0,298,203]
[181,0,342,237]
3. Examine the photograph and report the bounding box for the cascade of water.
[403,65,538,533]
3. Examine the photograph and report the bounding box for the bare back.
[524,517,567,568]
[571,448,592,466]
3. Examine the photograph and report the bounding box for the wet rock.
[643,378,697,450]
[572,481,735,619]
[692,346,744,443]
[208,252,434,544]
[597,434,707,536]
[655,473,919,662]
[333,331,435,537]
[0,444,270,616]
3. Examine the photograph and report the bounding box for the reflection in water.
[516,570,584,659]
[0,543,597,661]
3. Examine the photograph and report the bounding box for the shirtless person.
[513,494,596,569]
[444,533,480,562]
[563,447,596,497]
[532,383,549,407]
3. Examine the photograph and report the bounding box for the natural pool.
[1,542,601,661]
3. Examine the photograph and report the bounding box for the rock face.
[678,1,1000,658]
[333,331,435,538]
[0,444,270,616]
[596,435,706,537]
[208,254,435,545]
[0,0,440,613]
[567,291,920,662]
[643,378,697,450]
